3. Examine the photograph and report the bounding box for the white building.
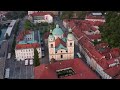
[28,11,59,16]
[28,12,53,24]
[15,30,42,61]
[48,24,74,62]
[4,20,16,37]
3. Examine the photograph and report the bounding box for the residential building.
[65,19,120,79]
[48,24,74,62]
[15,30,42,61]
[28,11,59,16]
[85,12,105,22]
[28,12,53,24]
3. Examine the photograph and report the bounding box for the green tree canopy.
[5,11,27,20]
[99,11,120,48]
[33,48,40,67]
[24,20,34,30]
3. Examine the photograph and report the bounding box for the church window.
[51,44,53,48]
[61,51,62,53]
[70,43,72,46]
[61,55,63,58]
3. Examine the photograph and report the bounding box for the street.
[4,17,34,79]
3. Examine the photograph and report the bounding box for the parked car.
[25,60,29,66]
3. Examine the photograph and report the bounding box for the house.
[85,12,105,22]
[34,58,100,79]
[15,30,42,61]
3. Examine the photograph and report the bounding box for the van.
[25,60,28,66]
[30,59,33,65]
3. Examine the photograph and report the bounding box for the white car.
[25,60,29,66]
[30,59,33,65]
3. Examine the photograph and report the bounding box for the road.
[4,16,34,79]
[0,40,8,79]
[40,40,49,64]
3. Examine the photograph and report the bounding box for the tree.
[5,33,9,40]
[11,36,16,55]
[5,11,27,20]
[33,48,40,67]
[100,11,120,48]
[24,20,34,30]
[60,11,73,20]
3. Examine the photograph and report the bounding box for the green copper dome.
[67,28,74,40]
[67,34,74,40]
[52,24,64,36]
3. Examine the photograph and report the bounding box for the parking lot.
[6,58,34,79]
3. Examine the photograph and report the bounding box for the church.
[48,24,74,62]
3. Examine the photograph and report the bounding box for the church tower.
[48,30,55,62]
[67,28,74,59]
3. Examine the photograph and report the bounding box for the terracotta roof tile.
[16,43,40,49]
[30,12,54,17]
[55,37,66,47]
[34,58,100,79]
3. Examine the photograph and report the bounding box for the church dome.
[67,28,74,40]
[52,24,64,36]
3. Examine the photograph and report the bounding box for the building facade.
[15,30,42,61]
[28,12,53,24]
[48,24,74,62]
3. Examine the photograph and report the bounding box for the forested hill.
[99,11,120,48]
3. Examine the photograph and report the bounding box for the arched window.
[61,55,63,58]
[51,44,53,48]
[70,43,72,46]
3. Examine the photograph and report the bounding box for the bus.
[5,68,10,79]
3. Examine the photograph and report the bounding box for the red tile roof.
[87,34,101,41]
[34,58,100,79]
[104,65,120,77]
[72,26,84,39]
[34,64,58,79]
[55,37,66,47]
[17,30,32,42]
[16,43,40,49]
[30,12,53,17]
[78,36,104,62]
[110,48,120,58]
[97,58,109,69]
[96,43,109,49]
[86,14,105,19]
[67,18,120,78]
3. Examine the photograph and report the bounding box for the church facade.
[48,24,74,62]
